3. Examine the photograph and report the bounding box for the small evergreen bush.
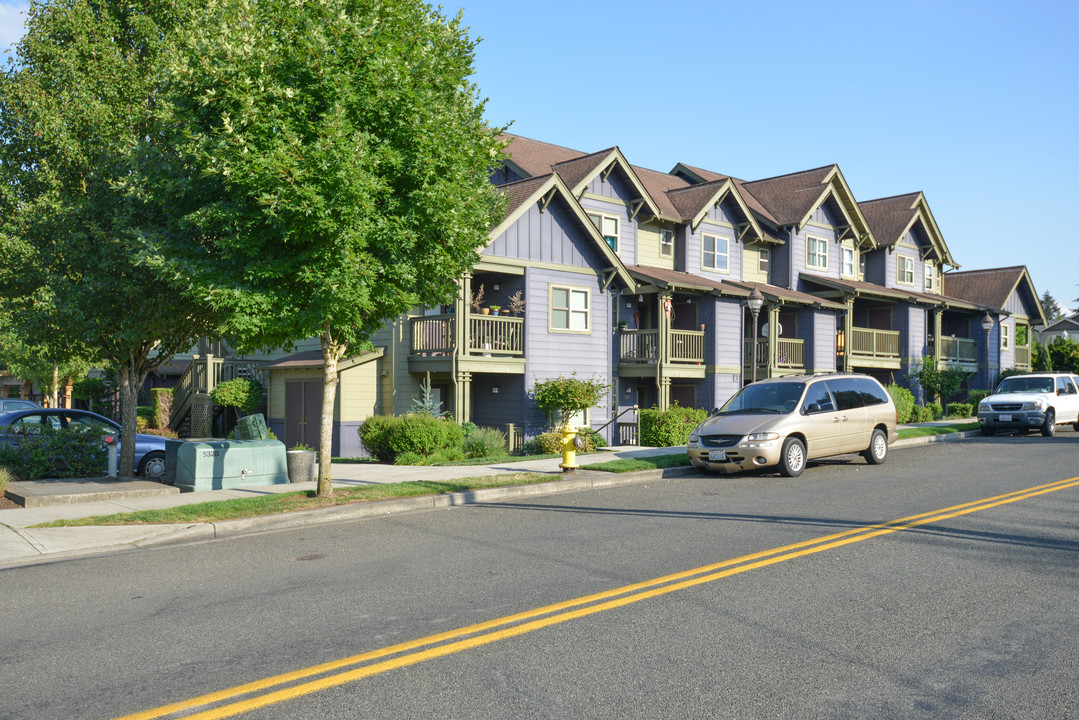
[946,402,974,418]
[151,387,174,429]
[136,406,153,432]
[359,414,464,462]
[210,378,264,413]
[359,415,399,462]
[0,424,108,480]
[885,384,915,424]
[639,405,708,447]
[522,431,563,455]
[926,402,943,420]
[966,390,990,407]
[909,405,934,423]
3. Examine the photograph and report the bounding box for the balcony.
[846,327,901,369]
[1015,344,1031,370]
[939,336,978,365]
[744,337,805,375]
[409,314,525,373]
[617,328,705,378]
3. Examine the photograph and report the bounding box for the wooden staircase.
[170,354,268,437]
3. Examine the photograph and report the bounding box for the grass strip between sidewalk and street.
[896,422,979,439]
[582,453,693,473]
[30,473,558,528]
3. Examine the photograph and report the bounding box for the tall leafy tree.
[0,0,224,476]
[143,0,506,496]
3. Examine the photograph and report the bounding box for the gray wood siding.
[710,298,744,409]
[689,200,742,282]
[580,174,637,264]
[522,266,612,434]
[470,374,526,426]
[800,308,838,372]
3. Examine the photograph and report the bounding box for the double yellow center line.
[116,475,1079,720]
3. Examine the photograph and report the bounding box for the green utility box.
[234,413,270,441]
[174,438,289,491]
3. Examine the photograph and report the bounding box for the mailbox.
[174,438,289,491]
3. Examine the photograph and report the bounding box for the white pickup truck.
[977,372,1079,436]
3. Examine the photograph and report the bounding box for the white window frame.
[587,212,619,252]
[859,253,867,278]
[702,233,730,272]
[842,247,855,277]
[924,261,935,291]
[1001,323,1010,350]
[660,229,674,257]
[549,284,591,333]
[806,236,828,271]
[758,247,770,275]
[897,255,915,285]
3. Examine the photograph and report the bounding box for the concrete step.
[4,479,181,508]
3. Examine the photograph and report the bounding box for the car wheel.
[138,451,167,481]
[779,437,805,478]
[1041,410,1056,437]
[1073,422,1079,433]
[981,427,996,437]
[862,428,888,465]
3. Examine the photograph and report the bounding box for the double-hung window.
[759,247,770,275]
[702,233,729,272]
[897,256,915,285]
[588,213,619,252]
[660,229,674,257]
[842,248,855,277]
[924,261,935,291]
[551,285,590,332]
[806,236,828,270]
[1001,323,1010,350]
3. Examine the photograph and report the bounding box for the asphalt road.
[3,431,1078,719]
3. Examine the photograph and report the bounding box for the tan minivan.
[687,373,898,477]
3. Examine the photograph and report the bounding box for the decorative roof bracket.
[601,162,615,183]
[629,199,645,223]
[539,188,557,213]
[736,223,752,244]
[601,268,618,293]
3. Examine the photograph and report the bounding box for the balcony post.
[657,293,672,410]
[842,297,854,372]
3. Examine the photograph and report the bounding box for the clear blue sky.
[3,0,1077,315]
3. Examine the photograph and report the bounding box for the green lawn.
[582,453,692,473]
[896,422,979,439]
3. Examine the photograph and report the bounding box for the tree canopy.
[140,0,506,495]
[0,0,225,475]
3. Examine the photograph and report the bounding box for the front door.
[285,381,323,449]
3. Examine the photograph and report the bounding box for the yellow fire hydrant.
[560,425,580,473]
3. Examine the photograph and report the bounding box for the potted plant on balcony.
[509,290,525,318]
[489,304,501,316]
[469,283,485,313]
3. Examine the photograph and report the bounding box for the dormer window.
[702,233,729,272]
[842,248,855,277]
[660,229,674,257]
[897,256,915,285]
[759,247,770,275]
[924,261,934,291]
[587,213,619,252]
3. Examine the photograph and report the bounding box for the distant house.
[1036,314,1079,345]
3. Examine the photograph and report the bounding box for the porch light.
[492,386,499,394]
[981,313,994,334]
[981,313,994,391]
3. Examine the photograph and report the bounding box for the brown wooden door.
[285,381,323,448]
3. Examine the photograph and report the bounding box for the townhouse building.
[164,133,1046,452]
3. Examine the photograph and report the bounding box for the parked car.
[687,373,898,477]
[0,408,167,479]
[977,372,1079,437]
[0,398,42,412]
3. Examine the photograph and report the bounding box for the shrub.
[429,447,466,463]
[151,387,174,429]
[0,464,10,494]
[640,405,708,447]
[532,374,611,429]
[885,384,915,424]
[136,406,153,432]
[966,390,990,407]
[912,356,972,404]
[394,451,425,466]
[142,428,180,439]
[523,431,563,455]
[926,402,943,420]
[359,415,400,462]
[946,402,973,418]
[210,378,264,413]
[0,424,108,481]
[909,405,933,423]
[579,427,607,449]
[462,427,507,458]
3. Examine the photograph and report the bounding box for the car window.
[851,378,890,406]
[9,413,62,430]
[64,413,115,432]
[2,401,38,411]
[720,382,806,414]
[825,379,866,411]
[802,383,835,414]
[996,377,1053,394]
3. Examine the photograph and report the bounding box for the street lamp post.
[981,313,994,391]
[749,287,764,383]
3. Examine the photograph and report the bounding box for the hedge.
[639,405,708,447]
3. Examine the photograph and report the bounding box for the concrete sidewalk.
[0,429,979,569]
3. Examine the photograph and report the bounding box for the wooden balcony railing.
[849,327,901,359]
[669,330,705,363]
[743,338,805,369]
[940,336,978,363]
[618,329,659,363]
[408,314,524,357]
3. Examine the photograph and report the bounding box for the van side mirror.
[806,403,821,414]
[710,407,721,416]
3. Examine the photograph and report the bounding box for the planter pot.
[286,450,317,483]
[481,308,490,315]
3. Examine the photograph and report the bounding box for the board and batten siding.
[635,220,674,270]
[799,308,838,372]
[708,298,745,409]
[579,193,636,265]
[688,198,743,283]
[486,199,595,269]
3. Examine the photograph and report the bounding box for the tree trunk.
[50,362,59,409]
[318,328,345,498]
[117,366,140,477]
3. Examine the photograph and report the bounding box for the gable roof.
[670,162,778,225]
[944,265,1047,324]
[265,348,384,371]
[499,134,588,179]
[741,165,878,249]
[664,179,768,242]
[489,173,636,291]
[552,147,663,221]
[860,192,957,267]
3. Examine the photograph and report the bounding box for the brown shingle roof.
[551,148,616,191]
[859,193,921,247]
[723,279,846,310]
[944,266,1028,310]
[674,163,777,225]
[497,175,551,219]
[501,134,588,177]
[740,166,836,226]
[632,164,691,218]
[624,265,749,297]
